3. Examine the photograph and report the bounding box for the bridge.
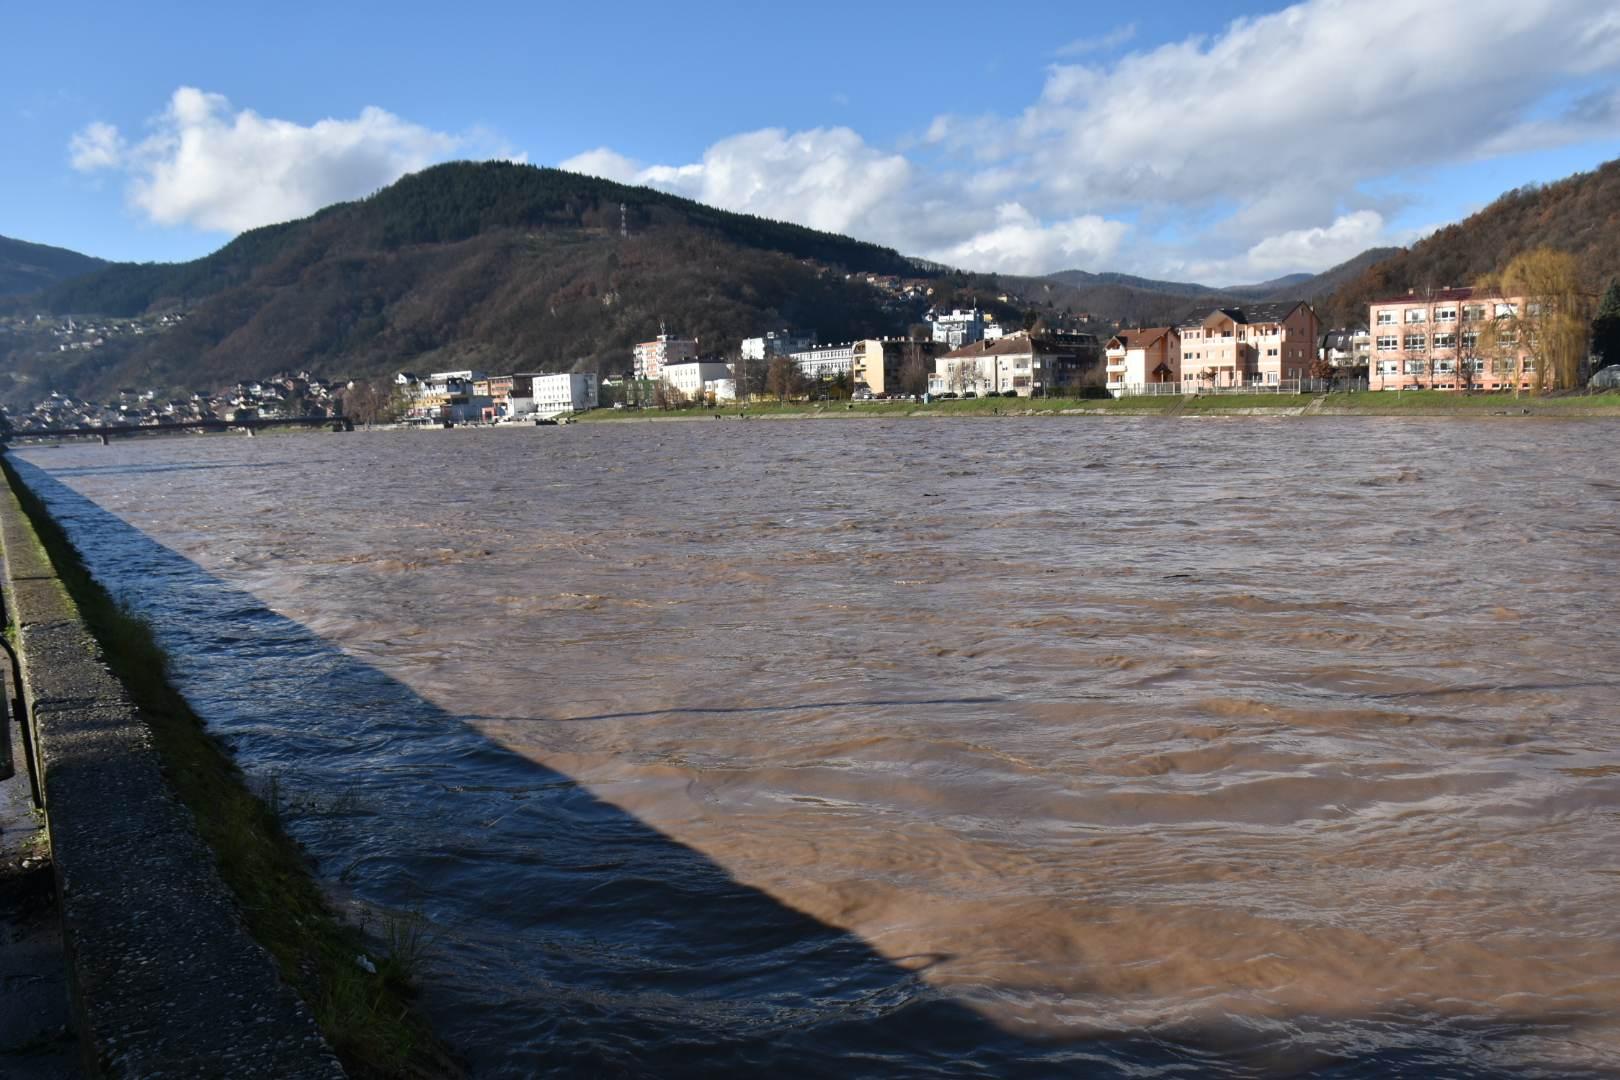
[10,414,355,444]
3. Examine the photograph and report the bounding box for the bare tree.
[765,356,802,402]
[341,379,406,426]
[898,343,931,397]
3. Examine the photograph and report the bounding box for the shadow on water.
[10,456,1610,1080]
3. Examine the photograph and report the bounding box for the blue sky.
[5,0,1620,283]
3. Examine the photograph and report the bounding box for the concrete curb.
[0,472,344,1078]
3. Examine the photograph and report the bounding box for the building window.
[1376,311,1396,325]
[1433,332,1456,350]
[1377,360,1398,375]
[1495,302,1517,317]
[1461,331,1479,349]
[1404,334,1427,351]
[1376,335,1398,351]
[1462,305,1485,322]
[1404,358,1427,375]
[1434,358,1455,373]
[1405,309,1427,323]
[1436,307,1457,322]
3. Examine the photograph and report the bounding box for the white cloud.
[644,128,914,238]
[558,146,643,184]
[939,203,1128,274]
[1054,24,1136,58]
[1008,0,1620,222]
[69,87,494,232]
[1243,210,1387,274]
[561,0,1620,279]
[68,121,124,170]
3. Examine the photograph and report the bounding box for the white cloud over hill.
[568,0,1620,278]
[69,0,1620,279]
[68,88,510,233]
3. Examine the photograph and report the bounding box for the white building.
[929,308,988,348]
[662,361,733,400]
[927,332,1100,397]
[789,343,856,380]
[705,378,737,402]
[741,329,816,361]
[633,329,698,380]
[401,370,491,423]
[522,372,599,417]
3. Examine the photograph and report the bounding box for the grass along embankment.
[0,457,456,1079]
[574,389,1620,421]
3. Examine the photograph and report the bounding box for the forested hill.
[1318,157,1620,326]
[4,162,920,403]
[0,234,105,296]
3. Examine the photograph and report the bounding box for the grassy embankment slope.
[575,390,1620,421]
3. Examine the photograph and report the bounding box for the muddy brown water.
[12,417,1620,1077]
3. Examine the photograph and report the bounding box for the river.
[10,417,1620,1077]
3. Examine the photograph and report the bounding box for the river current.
[11,417,1620,1077]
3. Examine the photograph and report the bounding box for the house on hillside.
[1177,302,1319,389]
[1104,327,1181,395]
[927,307,989,348]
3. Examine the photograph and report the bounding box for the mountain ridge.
[0,162,922,406]
[0,234,106,296]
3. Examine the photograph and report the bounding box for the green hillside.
[1319,159,1620,326]
[0,234,106,296]
[0,162,920,404]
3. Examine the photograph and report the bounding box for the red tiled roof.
[1109,326,1174,350]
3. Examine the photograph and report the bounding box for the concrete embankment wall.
[0,465,345,1078]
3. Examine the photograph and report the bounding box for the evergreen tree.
[1592,279,1620,370]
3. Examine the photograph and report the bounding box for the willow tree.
[1475,249,1592,395]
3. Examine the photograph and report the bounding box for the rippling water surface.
[12,417,1620,1077]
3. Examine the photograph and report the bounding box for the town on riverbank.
[10,248,1620,436]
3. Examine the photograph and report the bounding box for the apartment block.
[633,329,699,380]
[741,329,816,361]
[1178,302,1320,389]
[1367,288,1537,391]
[790,343,857,380]
[851,337,946,396]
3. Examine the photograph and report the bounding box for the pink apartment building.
[1177,302,1320,389]
[632,328,698,380]
[1367,288,1537,391]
